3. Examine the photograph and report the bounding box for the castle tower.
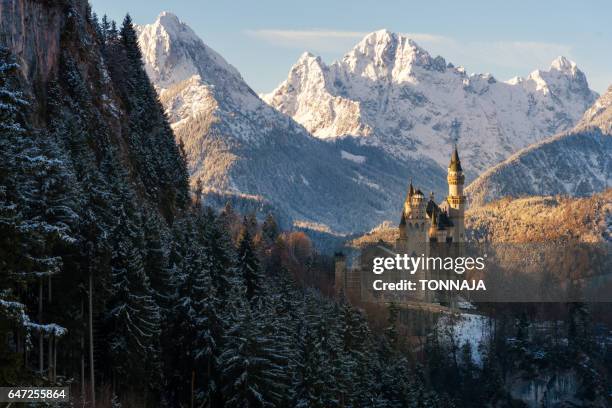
[397,180,428,251]
[446,145,466,243]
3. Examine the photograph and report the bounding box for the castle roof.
[436,211,451,230]
[449,145,463,172]
[428,210,439,237]
[426,200,454,230]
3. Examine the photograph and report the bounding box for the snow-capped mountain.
[263,30,598,177]
[137,11,295,145]
[137,13,445,233]
[465,86,612,206]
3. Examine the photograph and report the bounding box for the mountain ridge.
[263,30,598,176]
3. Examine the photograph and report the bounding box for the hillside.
[466,189,612,243]
[466,86,612,206]
[348,189,612,247]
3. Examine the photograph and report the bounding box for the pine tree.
[237,218,264,303]
[0,46,77,378]
[385,302,400,348]
[104,200,161,391]
[339,300,378,406]
[191,255,223,406]
[0,45,28,298]
[143,210,170,305]
[261,213,279,247]
[293,323,333,408]
[220,304,290,408]
[202,208,237,301]
[101,15,111,43]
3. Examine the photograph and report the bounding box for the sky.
[91,0,612,94]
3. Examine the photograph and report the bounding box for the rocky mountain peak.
[550,56,577,73]
[525,56,593,99]
[291,51,327,79]
[156,11,182,32]
[297,51,319,62]
[137,12,242,89]
[341,30,436,80]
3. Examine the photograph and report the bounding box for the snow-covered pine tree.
[292,321,336,408]
[199,208,236,301]
[0,44,27,286]
[161,212,224,406]
[105,195,161,392]
[237,218,264,304]
[298,293,346,406]
[99,15,111,48]
[143,210,170,305]
[220,304,290,408]
[339,299,379,406]
[0,46,31,381]
[191,249,223,406]
[0,44,78,377]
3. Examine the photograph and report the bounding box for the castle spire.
[408,178,414,197]
[449,144,462,172]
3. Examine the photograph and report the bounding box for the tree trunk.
[191,370,195,408]
[208,360,212,408]
[89,273,96,408]
[81,299,85,399]
[49,331,53,381]
[53,335,57,382]
[39,277,44,375]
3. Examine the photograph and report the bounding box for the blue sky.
[91,0,611,94]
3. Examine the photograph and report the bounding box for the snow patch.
[341,150,366,164]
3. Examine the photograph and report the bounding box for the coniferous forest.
[0,1,609,407]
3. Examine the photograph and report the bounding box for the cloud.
[246,28,573,77]
[244,29,367,52]
[245,29,450,53]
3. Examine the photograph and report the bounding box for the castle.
[334,146,467,300]
[396,145,466,251]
